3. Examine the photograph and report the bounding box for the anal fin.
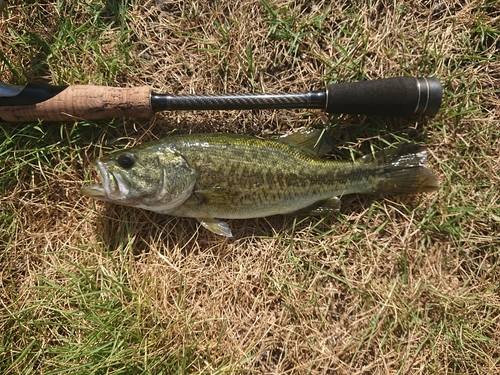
[292,197,341,216]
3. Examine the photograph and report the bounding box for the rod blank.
[151,91,326,112]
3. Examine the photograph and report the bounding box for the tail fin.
[362,144,438,195]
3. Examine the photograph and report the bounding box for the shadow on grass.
[92,192,379,256]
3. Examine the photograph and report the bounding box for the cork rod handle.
[0,85,153,122]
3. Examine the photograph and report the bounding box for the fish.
[81,130,438,237]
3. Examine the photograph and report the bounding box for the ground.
[1,0,499,374]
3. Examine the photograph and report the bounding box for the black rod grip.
[325,76,442,116]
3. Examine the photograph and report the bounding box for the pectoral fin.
[198,218,233,237]
[194,187,240,205]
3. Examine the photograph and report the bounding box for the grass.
[1,0,500,374]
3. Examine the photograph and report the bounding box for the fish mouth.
[80,183,107,198]
[80,159,129,200]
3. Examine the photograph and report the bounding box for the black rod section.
[151,91,327,112]
[150,76,441,117]
[0,82,68,106]
[325,76,442,116]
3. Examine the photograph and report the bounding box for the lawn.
[1,0,499,374]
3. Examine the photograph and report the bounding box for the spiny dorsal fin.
[275,129,334,157]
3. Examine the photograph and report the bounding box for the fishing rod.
[0,76,442,122]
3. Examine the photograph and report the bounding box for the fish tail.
[361,144,438,195]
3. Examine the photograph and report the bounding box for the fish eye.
[117,153,135,169]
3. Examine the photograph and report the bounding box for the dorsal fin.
[275,129,334,157]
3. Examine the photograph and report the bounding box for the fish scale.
[81,131,438,237]
[163,136,378,218]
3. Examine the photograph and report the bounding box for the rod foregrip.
[0,84,153,122]
[325,76,442,116]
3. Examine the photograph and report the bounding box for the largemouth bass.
[81,131,438,237]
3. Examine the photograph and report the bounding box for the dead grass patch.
[1,0,500,374]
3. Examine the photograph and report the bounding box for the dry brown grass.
[1,0,499,374]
